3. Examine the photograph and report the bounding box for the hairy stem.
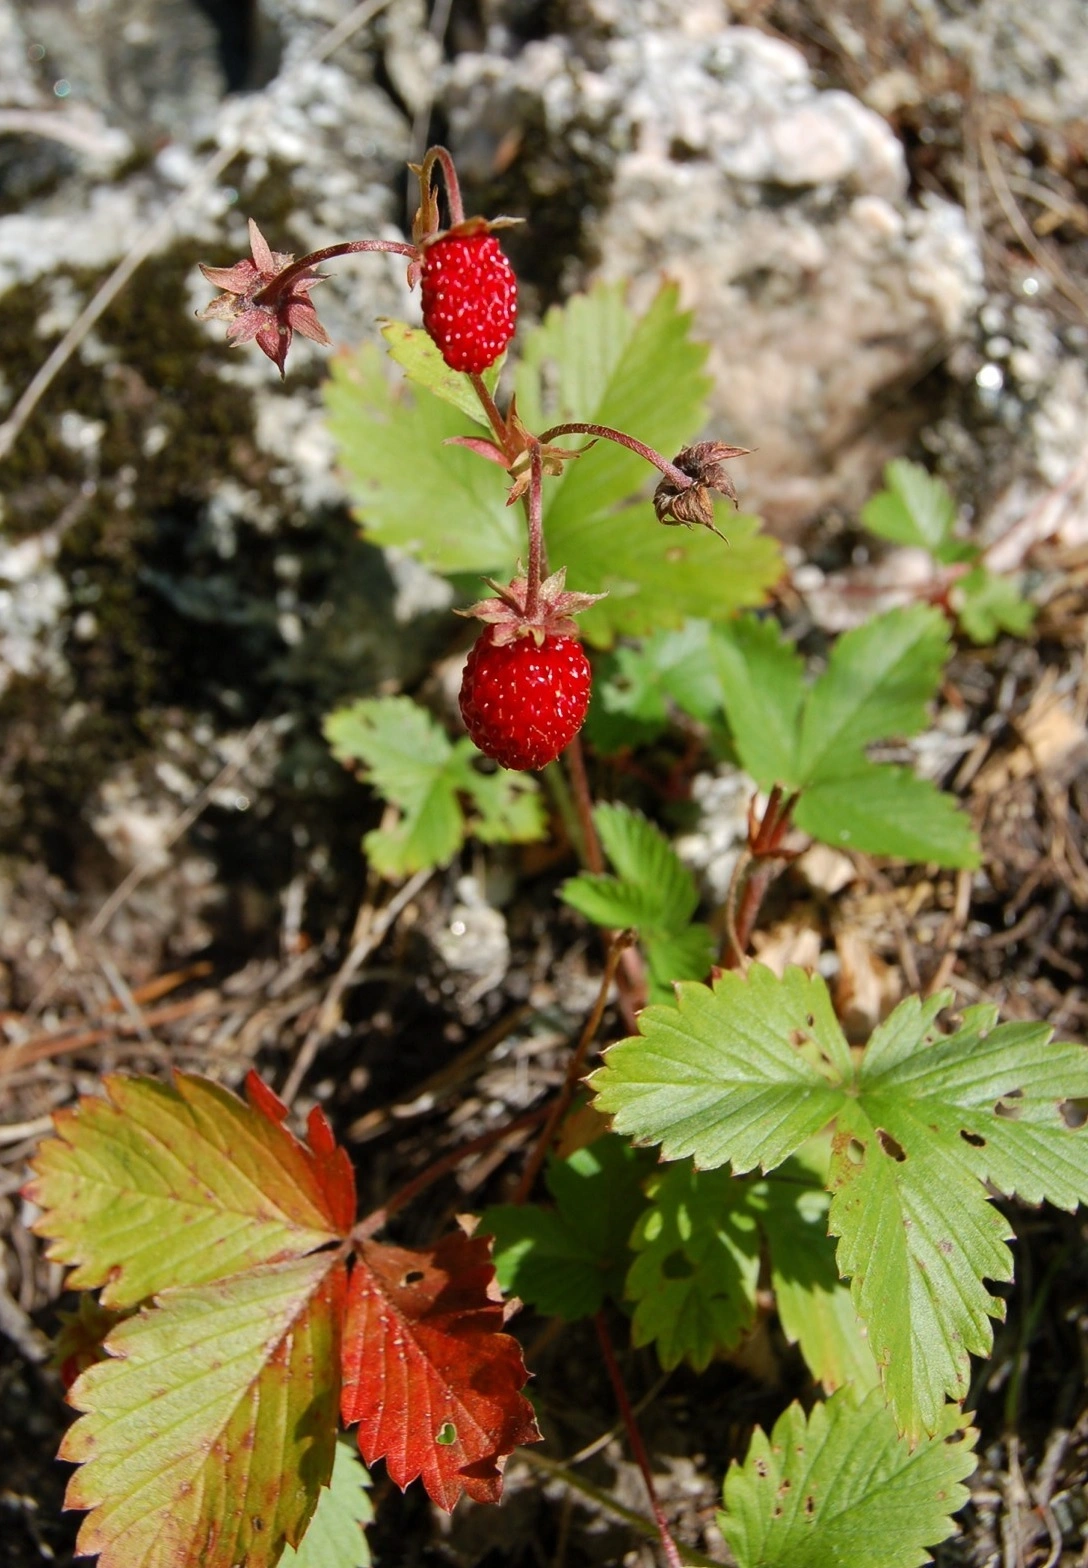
[421,143,465,227]
[469,372,510,451]
[254,238,419,303]
[524,445,545,616]
[595,1311,686,1568]
[513,930,633,1203]
[537,422,693,491]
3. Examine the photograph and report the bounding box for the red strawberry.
[459,627,591,771]
[420,224,517,374]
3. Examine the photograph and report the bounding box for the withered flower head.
[198,218,331,378]
[653,441,750,537]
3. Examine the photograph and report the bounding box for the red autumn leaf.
[341,1230,540,1510]
[244,1070,357,1234]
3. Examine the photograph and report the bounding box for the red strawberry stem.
[538,422,697,493]
[595,1310,686,1568]
[469,372,510,452]
[722,784,801,968]
[253,238,420,305]
[524,445,545,617]
[418,144,465,228]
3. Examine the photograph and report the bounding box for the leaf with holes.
[626,1162,761,1370]
[591,966,1088,1436]
[561,803,715,1000]
[483,1134,655,1320]
[27,1071,355,1307]
[341,1231,540,1510]
[60,1253,345,1568]
[280,1441,373,1568]
[718,1387,976,1568]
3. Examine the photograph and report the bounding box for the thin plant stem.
[537,422,693,490]
[564,735,604,874]
[525,446,544,615]
[352,1103,548,1243]
[424,144,465,226]
[595,1311,685,1568]
[254,238,418,302]
[469,372,509,450]
[513,930,634,1203]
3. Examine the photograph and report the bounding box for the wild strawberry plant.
[26,146,1088,1568]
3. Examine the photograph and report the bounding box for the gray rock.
[442,25,985,531]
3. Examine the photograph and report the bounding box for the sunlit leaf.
[341,1231,540,1510]
[719,1387,976,1568]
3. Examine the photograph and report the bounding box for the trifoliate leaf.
[324,344,523,574]
[561,804,714,1000]
[718,1387,976,1568]
[324,696,544,876]
[626,1162,761,1370]
[794,765,980,868]
[860,460,967,562]
[713,607,977,868]
[341,1232,540,1511]
[796,606,950,782]
[379,319,501,428]
[280,1442,373,1568]
[61,1254,345,1568]
[27,1073,354,1307]
[483,1134,654,1319]
[592,966,1088,1437]
[952,566,1036,645]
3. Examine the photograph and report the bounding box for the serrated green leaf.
[591,965,1088,1437]
[794,765,980,868]
[324,345,522,574]
[380,319,500,428]
[61,1255,344,1568]
[952,566,1036,645]
[626,1162,761,1370]
[590,966,850,1170]
[281,1441,372,1568]
[27,1075,348,1307]
[561,804,712,1000]
[759,1172,880,1394]
[482,1135,653,1319]
[325,697,544,877]
[860,460,961,558]
[796,605,950,781]
[606,621,723,722]
[553,501,780,647]
[713,615,805,786]
[718,1387,976,1568]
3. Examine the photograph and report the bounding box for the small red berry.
[459,627,591,771]
[420,228,517,374]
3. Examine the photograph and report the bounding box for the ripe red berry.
[459,628,591,771]
[420,230,517,374]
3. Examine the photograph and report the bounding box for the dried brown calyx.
[653,441,750,537]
